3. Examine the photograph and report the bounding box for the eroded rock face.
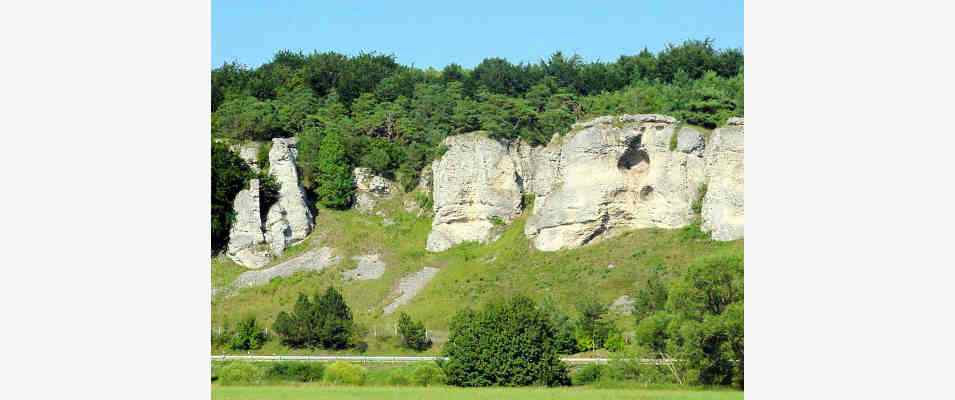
[226,138,315,268]
[426,133,523,252]
[226,179,271,268]
[353,167,396,214]
[264,138,314,257]
[702,118,744,241]
[524,115,707,251]
[424,115,744,252]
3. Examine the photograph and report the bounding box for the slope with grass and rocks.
[212,115,744,355]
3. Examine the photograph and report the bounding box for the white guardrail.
[210,354,675,365]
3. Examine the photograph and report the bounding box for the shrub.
[272,287,355,349]
[443,295,570,386]
[410,363,446,386]
[323,362,367,385]
[228,316,268,351]
[216,362,265,385]
[398,312,431,351]
[265,361,324,382]
[571,364,607,385]
[414,191,433,211]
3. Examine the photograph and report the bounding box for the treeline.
[211,39,743,207]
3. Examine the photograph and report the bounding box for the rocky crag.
[426,115,744,252]
[352,167,396,214]
[227,138,314,268]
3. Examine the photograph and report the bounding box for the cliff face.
[701,117,745,241]
[223,115,743,263]
[426,115,744,252]
[426,133,524,252]
[226,138,314,268]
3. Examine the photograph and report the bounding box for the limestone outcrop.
[226,138,315,268]
[424,114,743,252]
[353,167,396,214]
[263,138,314,257]
[426,133,523,252]
[701,118,744,241]
[226,179,271,268]
[524,115,707,251]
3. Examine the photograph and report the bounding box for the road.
[211,354,674,365]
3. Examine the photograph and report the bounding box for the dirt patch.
[382,267,440,315]
[342,254,386,281]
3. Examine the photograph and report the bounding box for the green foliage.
[630,254,744,388]
[443,295,570,386]
[272,287,356,350]
[212,96,281,140]
[410,363,447,386]
[316,129,354,209]
[539,297,579,355]
[574,298,612,352]
[414,191,433,211]
[571,364,608,386]
[323,362,367,385]
[265,361,324,382]
[216,362,266,385]
[211,142,252,253]
[634,312,672,354]
[214,44,742,192]
[228,316,268,351]
[398,312,431,351]
[633,265,670,321]
[257,172,281,222]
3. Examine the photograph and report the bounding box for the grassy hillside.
[211,193,742,354]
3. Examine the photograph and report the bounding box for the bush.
[443,295,570,386]
[265,361,324,382]
[323,362,367,385]
[414,191,433,211]
[571,364,607,386]
[398,312,432,351]
[410,363,446,386]
[228,316,268,351]
[216,362,265,385]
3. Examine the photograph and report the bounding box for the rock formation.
[425,115,743,252]
[524,115,707,251]
[353,167,396,214]
[701,117,744,241]
[426,133,523,252]
[226,138,314,268]
[263,138,314,257]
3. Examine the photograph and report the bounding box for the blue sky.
[213,0,742,69]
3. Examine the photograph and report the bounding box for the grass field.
[212,192,743,354]
[211,385,743,400]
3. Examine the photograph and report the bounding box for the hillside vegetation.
[212,192,742,355]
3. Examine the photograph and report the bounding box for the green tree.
[443,295,569,387]
[316,128,354,209]
[229,316,268,351]
[272,288,355,350]
[316,287,354,349]
[397,312,431,351]
[212,96,280,140]
[574,298,611,351]
[211,142,252,253]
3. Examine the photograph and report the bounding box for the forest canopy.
[212,39,743,205]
